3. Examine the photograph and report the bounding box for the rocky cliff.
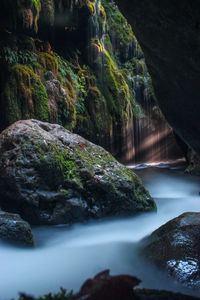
[115,0,200,159]
[0,0,182,162]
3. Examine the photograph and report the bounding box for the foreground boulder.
[76,269,141,300]
[0,211,34,246]
[0,119,155,225]
[141,212,200,290]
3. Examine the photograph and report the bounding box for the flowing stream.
[1,162,200,299]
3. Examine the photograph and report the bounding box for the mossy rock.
[0,119,156,225]
[0,211,34,247]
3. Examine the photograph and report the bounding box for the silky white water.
[1,164,200,299]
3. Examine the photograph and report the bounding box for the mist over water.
[1,164,200,299]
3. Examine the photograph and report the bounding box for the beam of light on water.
[0,165,200,299]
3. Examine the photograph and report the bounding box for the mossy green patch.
[101,0,134,60]
[38,52,58,74]
[95,47,135,124]
[2,64,48,127]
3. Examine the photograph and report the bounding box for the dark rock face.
[141,212,200,290]
[76,269,141,300]
[185,150,200,175]
[115,0,200,158]
[0,119,156,225]
[0,211,34,246]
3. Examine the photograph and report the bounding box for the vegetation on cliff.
[0,0,158,157]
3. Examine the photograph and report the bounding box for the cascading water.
[119,37,184,164]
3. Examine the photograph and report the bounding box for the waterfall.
[116,34,184,164]
[77,1,184,164]
[127,40,183,164]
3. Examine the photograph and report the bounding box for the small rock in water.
[0,211,34,246]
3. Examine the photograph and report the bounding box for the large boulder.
[141,212,200,290]
[0,211,34,246]
[0,119,155,225]
[115,0,200,158]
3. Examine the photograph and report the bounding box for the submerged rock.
[141,212,200,290]
[0,119,156,225]
[0,211,34,246]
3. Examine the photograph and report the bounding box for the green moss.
[56,54,79,88]
[57,92,76,131]
[38,52,58,74]
[95,48,134,123]
[100,4,106,18]
[54,151,76,181]
[30,70,49,121]
[36,141,82,187]
[29,0,41,32]
[2,64,48,127]
[101,0,134,58]
[87,1,95,15]
[52,54,78,130]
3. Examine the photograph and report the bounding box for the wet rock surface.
[0,119,155,225]
[0,211,34,246]
[76,269,141,300]
[141,212,200,290]
[135,289,199,300]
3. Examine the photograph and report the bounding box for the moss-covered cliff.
[0,0,182,163]
[0,0,163,160]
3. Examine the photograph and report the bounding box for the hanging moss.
[101,0,134,60]
[1,64,48,128]
[87,1,96,15]
[38,52,58,74]
[94,47,135,125]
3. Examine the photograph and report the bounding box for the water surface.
[1,164,200,299]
